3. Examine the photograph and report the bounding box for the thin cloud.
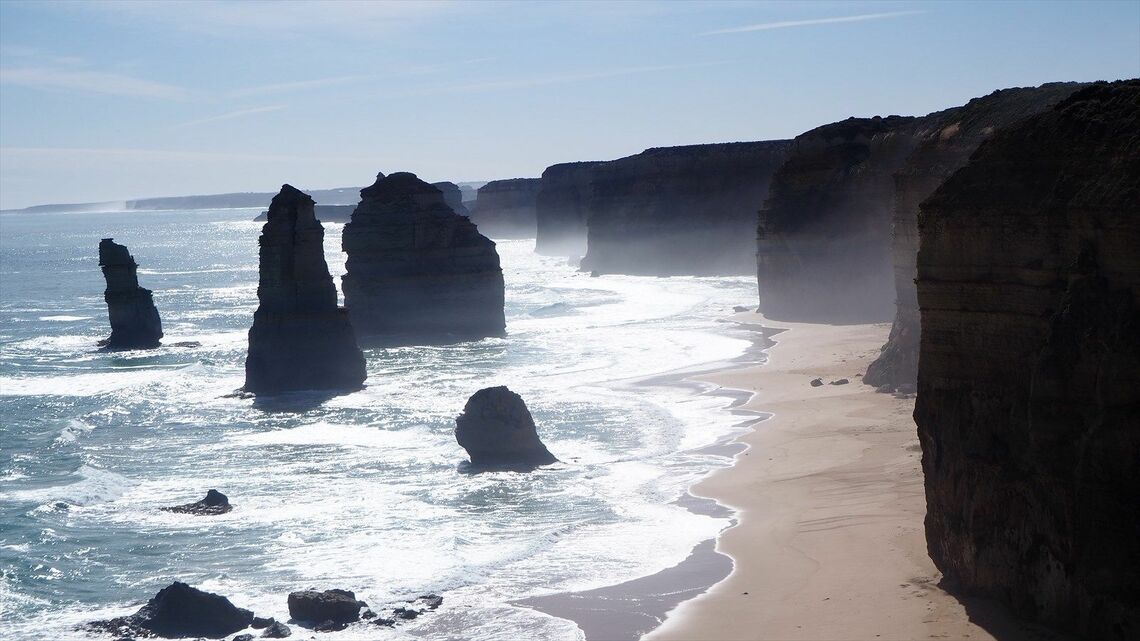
[699,10,925,36]
[415,61,733,95]
[0,66,189,99]
[227,75,369,99]
[173,105,286,129]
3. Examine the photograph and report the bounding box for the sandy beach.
[643,316,1062,641]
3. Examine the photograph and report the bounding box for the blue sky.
[1,0,1137,209]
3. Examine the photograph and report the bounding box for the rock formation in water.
[534,161,604,256]
[244,185,366,395]
[433,181,471,218]
[455,386,557,468]
[287,589,365,628]
[468,178,541,238]
[864,82,1086,390]
[341,172,506,345]
[161,489,232,515]
[98,238,163,349]
[86,582,254,639]
[581,141,791,276]
[914,80,1140,640]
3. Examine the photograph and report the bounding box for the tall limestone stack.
[433,181,470,217]
[468,178,541,239]
[581,141,791,276]
[98,238,163,349]
[914,81,1140,639]
[756,116,926,322]
[244,185,366,395]
[864,82,1085,390]
[534,161,603,256]
[342,172,506,344]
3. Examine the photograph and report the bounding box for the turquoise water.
[0,208,758,640]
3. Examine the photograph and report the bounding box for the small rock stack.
[98,238,163,349]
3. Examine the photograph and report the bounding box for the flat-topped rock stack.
[469,178,541,239]
[341,172,506,345]
[433,181,471,218]
[244,185,366,395]
[98,238,163,349]
[534,161,603,256]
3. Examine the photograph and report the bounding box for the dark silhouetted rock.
[287,589,363,625]
[418,594,442,609]
[829,378,849,386]
[244,185,366,395]
[250,616,274,629]
[393,607,420,620]
[809,378,824,387]
[260,621,291,638]
[234,635,254,641]
[469,179,541,238]
[581,141,790,276]
[161,489,231,516]
[915,80,1140,640]
[433,181,471,218]
[535,161,604,256]
[455,386,557,468]
[371,617,396,627]
[341,172,506,345]
[865,82,1086,391]
[87,582,254,639]
[98,239,163,349]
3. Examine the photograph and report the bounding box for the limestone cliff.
[914,80,1140,639]
[469,178,540,239]
[98,238,163,349]
[341,172,505,344]
[581,142,791,276]
[434,181,471,218]
[244,185,366,395]
[865,82,1086,390]
[534,161,603,256]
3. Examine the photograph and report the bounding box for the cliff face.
[98,239,163,349]
[469,178,541,239]
[341,172,505,345]
[757,116,928,322]
[581,141,791,276]
[915,81,1140,639]
[433,181,471,218]
[865,83,1086,390]
[244,185,366,395]
[534,162,603,256]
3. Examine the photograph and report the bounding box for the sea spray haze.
[0,208,760,640]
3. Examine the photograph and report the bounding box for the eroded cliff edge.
[915,80,1140,639]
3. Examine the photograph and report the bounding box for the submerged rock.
[469,178,541,238]
[161,489,231,516]
[86,581,254,639]
[244,185,366,395]
[98,238,163,349]
[455,386,557,468]
[341,172,506,345]
[915,80,1140,640]
[286,589,364,625]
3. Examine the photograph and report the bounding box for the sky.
[0,0,1137,209]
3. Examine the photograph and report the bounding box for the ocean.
[0,208,759,640]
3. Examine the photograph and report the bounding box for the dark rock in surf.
[810,378,824,387]
[393,607,420,620]
[244,185,366,395]
[455,386,557,468]
[418,594,443,609]
[829,378,850,386]
[161,489,231,516]
[286,589,363,626]
[260,621,291,638]
[234,635,254,641]
[341,172,506,345]
[98,238,163,349]
[86,581,254,639]
[250,616,274,629]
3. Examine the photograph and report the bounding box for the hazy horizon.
[1,0,1137,209]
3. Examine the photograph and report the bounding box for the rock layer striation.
[244,185,366,395]
[914,80,1140,640]
[98,238,163,349]
[342,173,505,344]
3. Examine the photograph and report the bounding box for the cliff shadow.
[937,579,1076,641]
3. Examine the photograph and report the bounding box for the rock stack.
[244,185,366,395]
[433,181,470,217]
[469,177,541,239]
[914,80,1140,639]
[534,161,603,256]
[455,386,557,468]
[341,172,506,345]
[98,238,163,349]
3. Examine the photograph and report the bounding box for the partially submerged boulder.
[286,589,364,626]
[455,386,557,468]
[98,238,163,349]
[161,489,232,516]
[86,581,253,639]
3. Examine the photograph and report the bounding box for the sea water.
[0,208,759,640]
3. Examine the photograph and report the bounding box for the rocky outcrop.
[98,238,163,349]
[244,185,366,395]
[534,161,603,256]
[254,204,354,223]
[581,141,791,276]
[865,82,1086,390]
[86,582,254,639]
[287,589,365,627]
[914,80,1140,640]
[433,181,470,218]
[469,178,541,238]
[341,172,505,345]
[455,386,557,468]
[161,489,232,515]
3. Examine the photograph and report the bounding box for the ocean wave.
[8,464,133,508]
[37,315,92,322]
